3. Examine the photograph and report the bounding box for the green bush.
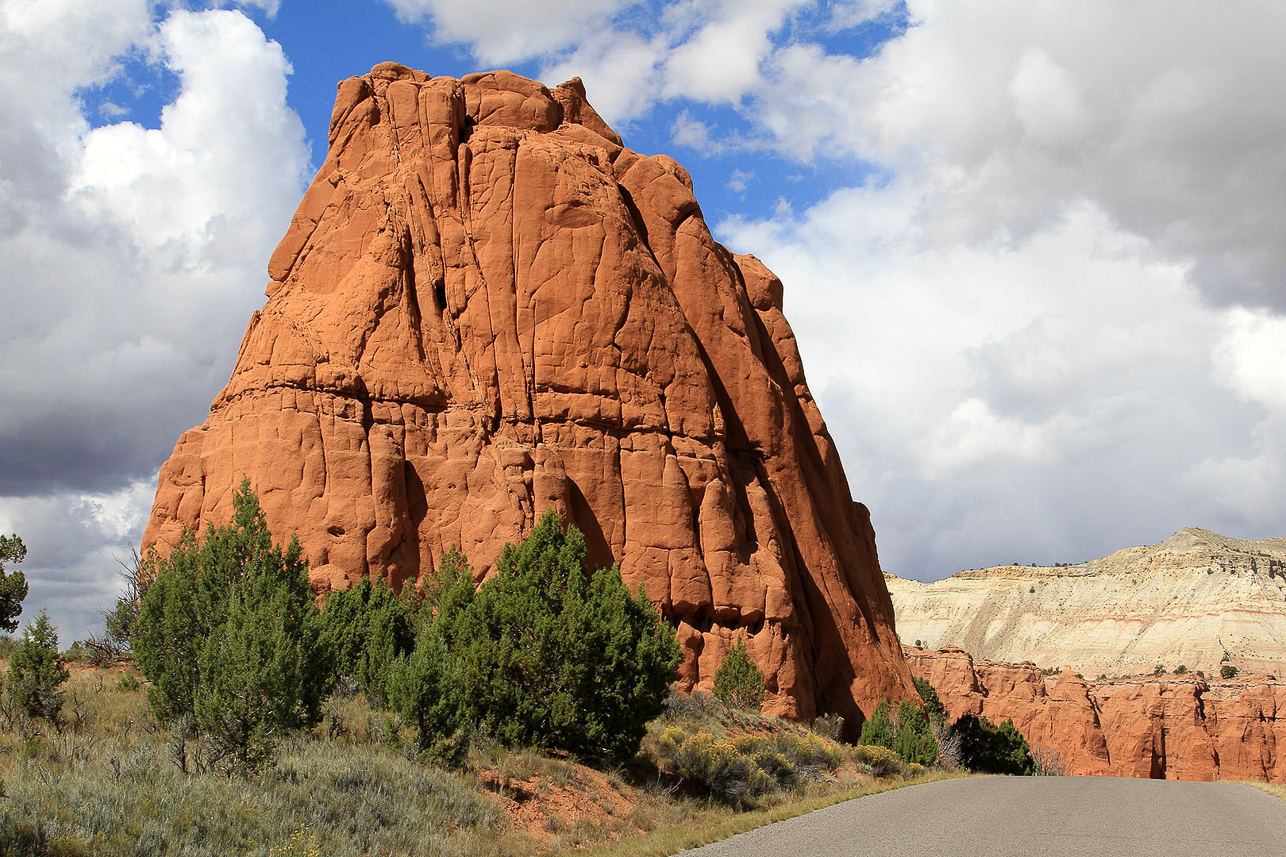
[402,510,682,764]
[1221,664,1239,679]
[60,640,86,664]
[653,726,774,801]
[712,636,766,711]
[6,610,69,721]
[913,676,947,726]
[857,700,894,748]
[0,534,27,634]
[320,576,415,702]
[892,698,939,766]
[134,480,328,772]
[851,744,902,777]
[386,624,454,754]
[953,714,1035,775]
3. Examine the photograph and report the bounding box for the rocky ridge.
[141,64,915,724]
[908,646,1286,782]
[887,528,1286,677]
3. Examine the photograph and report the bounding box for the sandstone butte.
[886,528,1286,678]
[140,63,917,725]
[907,646,1286,782]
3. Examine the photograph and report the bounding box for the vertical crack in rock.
[142,63,916,725]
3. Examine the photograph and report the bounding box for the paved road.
[681,776,1286,857]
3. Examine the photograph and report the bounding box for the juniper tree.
[953,713,1035,775]
[892,698,939,765]
[858,699,895,748]
[913,676,947,727]
[0,534,28,633]
[320,576,415,702]
[7,610,68,721]
[387,623,455,753]
[134,480,327,771]
[441,509,682,763]
[712,635,766,711]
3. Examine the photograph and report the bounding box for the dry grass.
[0,666,957,857]
[558,771,958,857]
[1240,780,1286,800]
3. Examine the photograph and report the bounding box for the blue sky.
[5,0,1286,642]
[77,1,900,228]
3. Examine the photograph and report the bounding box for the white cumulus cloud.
[0,4,309,640]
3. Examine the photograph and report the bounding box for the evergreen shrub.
[857,699,894,747]
[953,713,1035,775]
[133,480,328,771]
[320,576,414,702]
[892,698,939,766]
[6,610,69,721]
[712,636,766,711]
[396,510,682,764]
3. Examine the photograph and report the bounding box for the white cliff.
[887,528,1286,677]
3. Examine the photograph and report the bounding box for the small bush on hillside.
[6,610,69,722]
[712,636,765,711]
[913,677,947,726]
[953,714,1035,775]
[811,712,844,741]
[652,724,842,802]
[653,727,774,801]
[775,732,844,781]
[857,700,894,748]
[892,698,939,766]
[851,744,902,777]
[1221,664,1239,679]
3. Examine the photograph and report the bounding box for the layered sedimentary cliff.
[908,646,1286,782]
[141,64,915,723]
[888,528,1286,677]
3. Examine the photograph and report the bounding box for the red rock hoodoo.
[141,64,915,723]
[908,647,1286,782]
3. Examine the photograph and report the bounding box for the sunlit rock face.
[908,646,1286,783]
[141,63,916,724]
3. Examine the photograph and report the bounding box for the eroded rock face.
[908,646,1286,782]
[141,64,915,724]
[887,528,1286,677]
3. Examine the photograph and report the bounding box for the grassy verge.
[1239,780,1286,800]
[561,771,957,857]
[0,664,961,856]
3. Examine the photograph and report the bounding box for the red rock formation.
[908,646,1286,782]
[141,63,915,724]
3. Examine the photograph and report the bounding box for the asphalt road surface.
[680,776,1286,857]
